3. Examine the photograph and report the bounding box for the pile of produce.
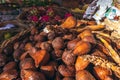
[18,6,72,25]
[0,16,120,80]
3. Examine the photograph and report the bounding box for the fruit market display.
[17,6,72,25]
[0,16,120,80]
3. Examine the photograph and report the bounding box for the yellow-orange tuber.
[76,70,95,80]
[29,49,50,67]
[75,56,89,71]
[94,66,112,80]
[73,41,91,55]
[78,29,96,44]
[61,16,76,29]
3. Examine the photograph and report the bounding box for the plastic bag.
[83,0,114,22]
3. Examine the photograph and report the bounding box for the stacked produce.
[0,16,120,80]
[18,6,72,25]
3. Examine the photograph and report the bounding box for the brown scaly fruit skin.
[67,38,80,50]
[0,69,18,80]
[52,37,64,50]
[3,61,16,72]
[40,41,52,52]
[21,69,46,80]
[20,58,36,70]
[62,50,76,66]
[58,65,75,77]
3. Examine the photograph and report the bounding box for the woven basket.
[0,28,29,53]
[0,22,45,54]
[0,20,28,45]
